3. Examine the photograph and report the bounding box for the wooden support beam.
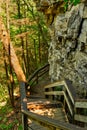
[75,101,87,108]
[44,91,64,96]
[75,114,87,123]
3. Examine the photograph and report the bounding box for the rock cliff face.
[35,0,87,97]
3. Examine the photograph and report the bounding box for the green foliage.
[0,0,50,109]
[0,104,22,130]
[18,125,23,130]
[80,108,87,116]
[0,83,8,103]
[64,0,80,5]
[0,103,13,114]
[9,0,50,73]
[54,86,63,91]
[0,123,13,130]
[64,0,80,10]
[0,121,23,130]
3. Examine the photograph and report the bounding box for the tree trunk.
[0,17,26,82]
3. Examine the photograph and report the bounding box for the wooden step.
[27,95,68,129]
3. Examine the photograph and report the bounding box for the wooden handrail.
[64,79,77,100]
[44,79,87,103]
[20,80,87,130]
[26,63,49,87]
[22,109,86,130]
[20,82,86,130]
[44,79,87,128]
[44,80,75,116]
[44,79,77,103]
[20,66,87,130]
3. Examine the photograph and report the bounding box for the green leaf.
[0,117,2,121]
[64,0,68,2]
[7,123,13,129]
[64,0,80,9]
[0,124,7,129]
[73,0,80,5]
[18,124,23,130]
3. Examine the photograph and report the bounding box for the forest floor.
[0,72,50,130]
[0,46,23,129]
[0,95,22,130]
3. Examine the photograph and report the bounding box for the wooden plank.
[63,92,73,116]
[63,82,75,105]
[75,114,87,123]
[44,81,64,89]
[75,102,87,108]
[22,110,86,130]
[45,90,73,116]
[44,91,64,96]
[27,64,49,84]
[75,99,87,102]
[44,80,75,105]
[65,79,77,99]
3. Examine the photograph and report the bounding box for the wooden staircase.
[27,95,68,130]
[20,64,87,130]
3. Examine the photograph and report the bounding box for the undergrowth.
[0,84,23,130]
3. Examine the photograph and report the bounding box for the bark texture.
[0,17,26,82]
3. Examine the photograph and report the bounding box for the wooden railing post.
[22,114,28,130]
[20,82,28,130]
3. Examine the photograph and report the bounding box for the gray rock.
[48,2,87,96]
[83,6,87,18]
[79,19,87,43]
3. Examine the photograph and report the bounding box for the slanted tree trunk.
[5,0,15,106]
[0,17,26,82]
